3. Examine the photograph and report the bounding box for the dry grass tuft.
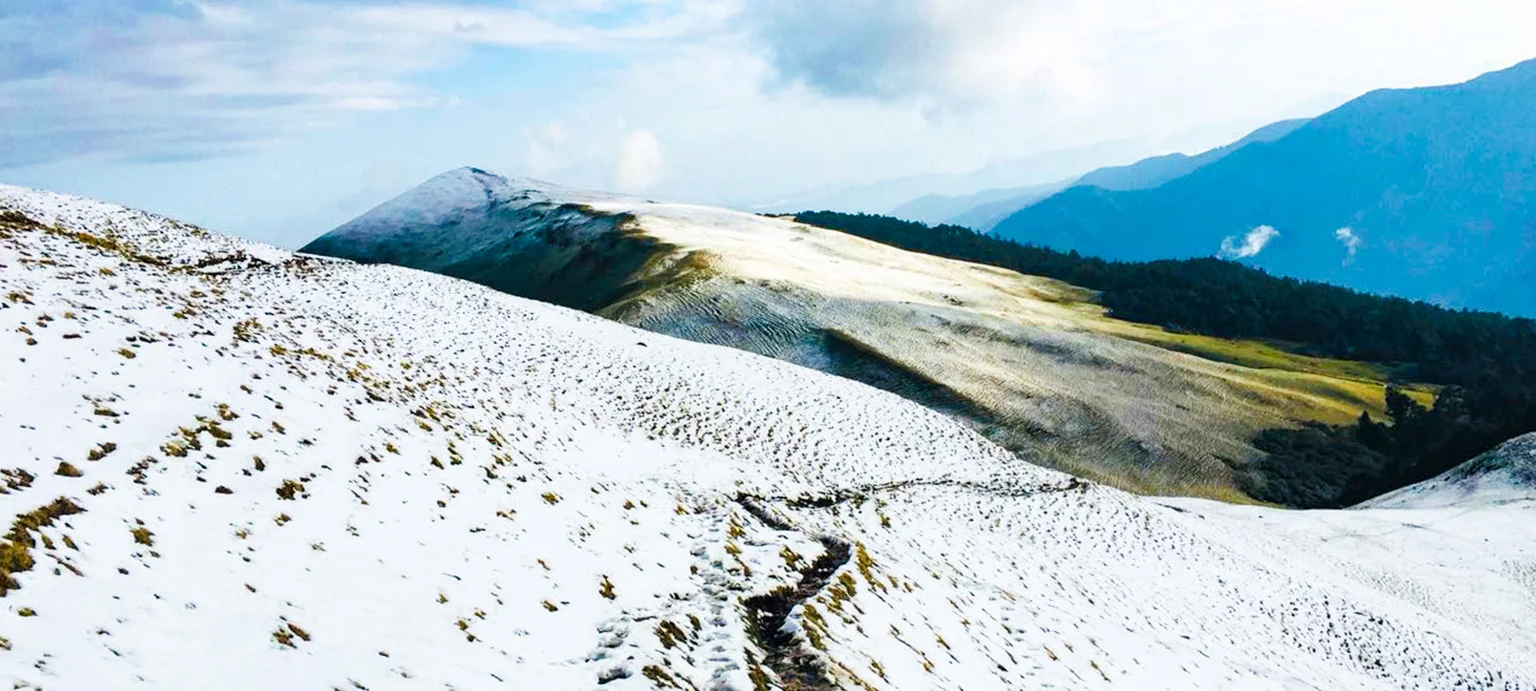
[2,497,86,595]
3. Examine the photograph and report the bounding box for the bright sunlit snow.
[2,184,1533,689]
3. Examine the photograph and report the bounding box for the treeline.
[792,210,1536,507]
[1245,386,1499,507]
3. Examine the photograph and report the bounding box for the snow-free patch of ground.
[2,184,1534,689]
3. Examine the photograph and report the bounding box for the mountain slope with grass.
[993,58,1536,317]
[6,184,1536,690]
[306,168,1432,501]
[789,210,1536,509]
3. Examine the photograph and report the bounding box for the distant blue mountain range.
[993,58,1536,317]
[893,119,1310,230]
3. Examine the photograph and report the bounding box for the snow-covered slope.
[306,168,1426,501]
[1364,433,1536,509]
[322,167,628,236]
[5,185,1536,690]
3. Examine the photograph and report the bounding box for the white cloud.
[0,0,734,167]
[12,0,1536,240]
[614,129,665,191]
[744,0,1109,105]
[1335,227,1362,263]
[743,0,1536,130]
[1220,225,1280,259]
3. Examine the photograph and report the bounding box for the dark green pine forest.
[793,210,1536,508]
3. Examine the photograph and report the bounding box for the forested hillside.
[794,210,1536,507]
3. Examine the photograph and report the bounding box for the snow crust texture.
[2,184,1535,690]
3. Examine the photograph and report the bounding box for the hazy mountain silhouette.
[902,119,1309,230]
[994,59,1536,317]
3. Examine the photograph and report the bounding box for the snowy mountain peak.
[338,167,551,233]
[321,168,638,249]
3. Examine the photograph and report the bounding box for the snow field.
[1,184,1533,690]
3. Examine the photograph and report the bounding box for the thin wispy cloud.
[0,0,729,167]
[1335,227,1363,263]
[1220,225,1280,259]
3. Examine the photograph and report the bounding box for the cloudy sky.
[3,0,1535,247]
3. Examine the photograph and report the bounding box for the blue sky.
[3,0,1536,247]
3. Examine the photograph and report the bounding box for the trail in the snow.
[736,497,850,690]
[732,476,1090,689]
[755,476,1093,508]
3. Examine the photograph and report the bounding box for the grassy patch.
[1112,323,1390,380]
[654,620,689,649]
[2,497,86,595]
[275,479,305,500]
[2,468,36,492]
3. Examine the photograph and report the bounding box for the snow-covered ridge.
[306,167,1433,501]
[0,184,292,269]
[1365,433,1536,508]
[3,183,1535,689]
[327,167,634,240]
